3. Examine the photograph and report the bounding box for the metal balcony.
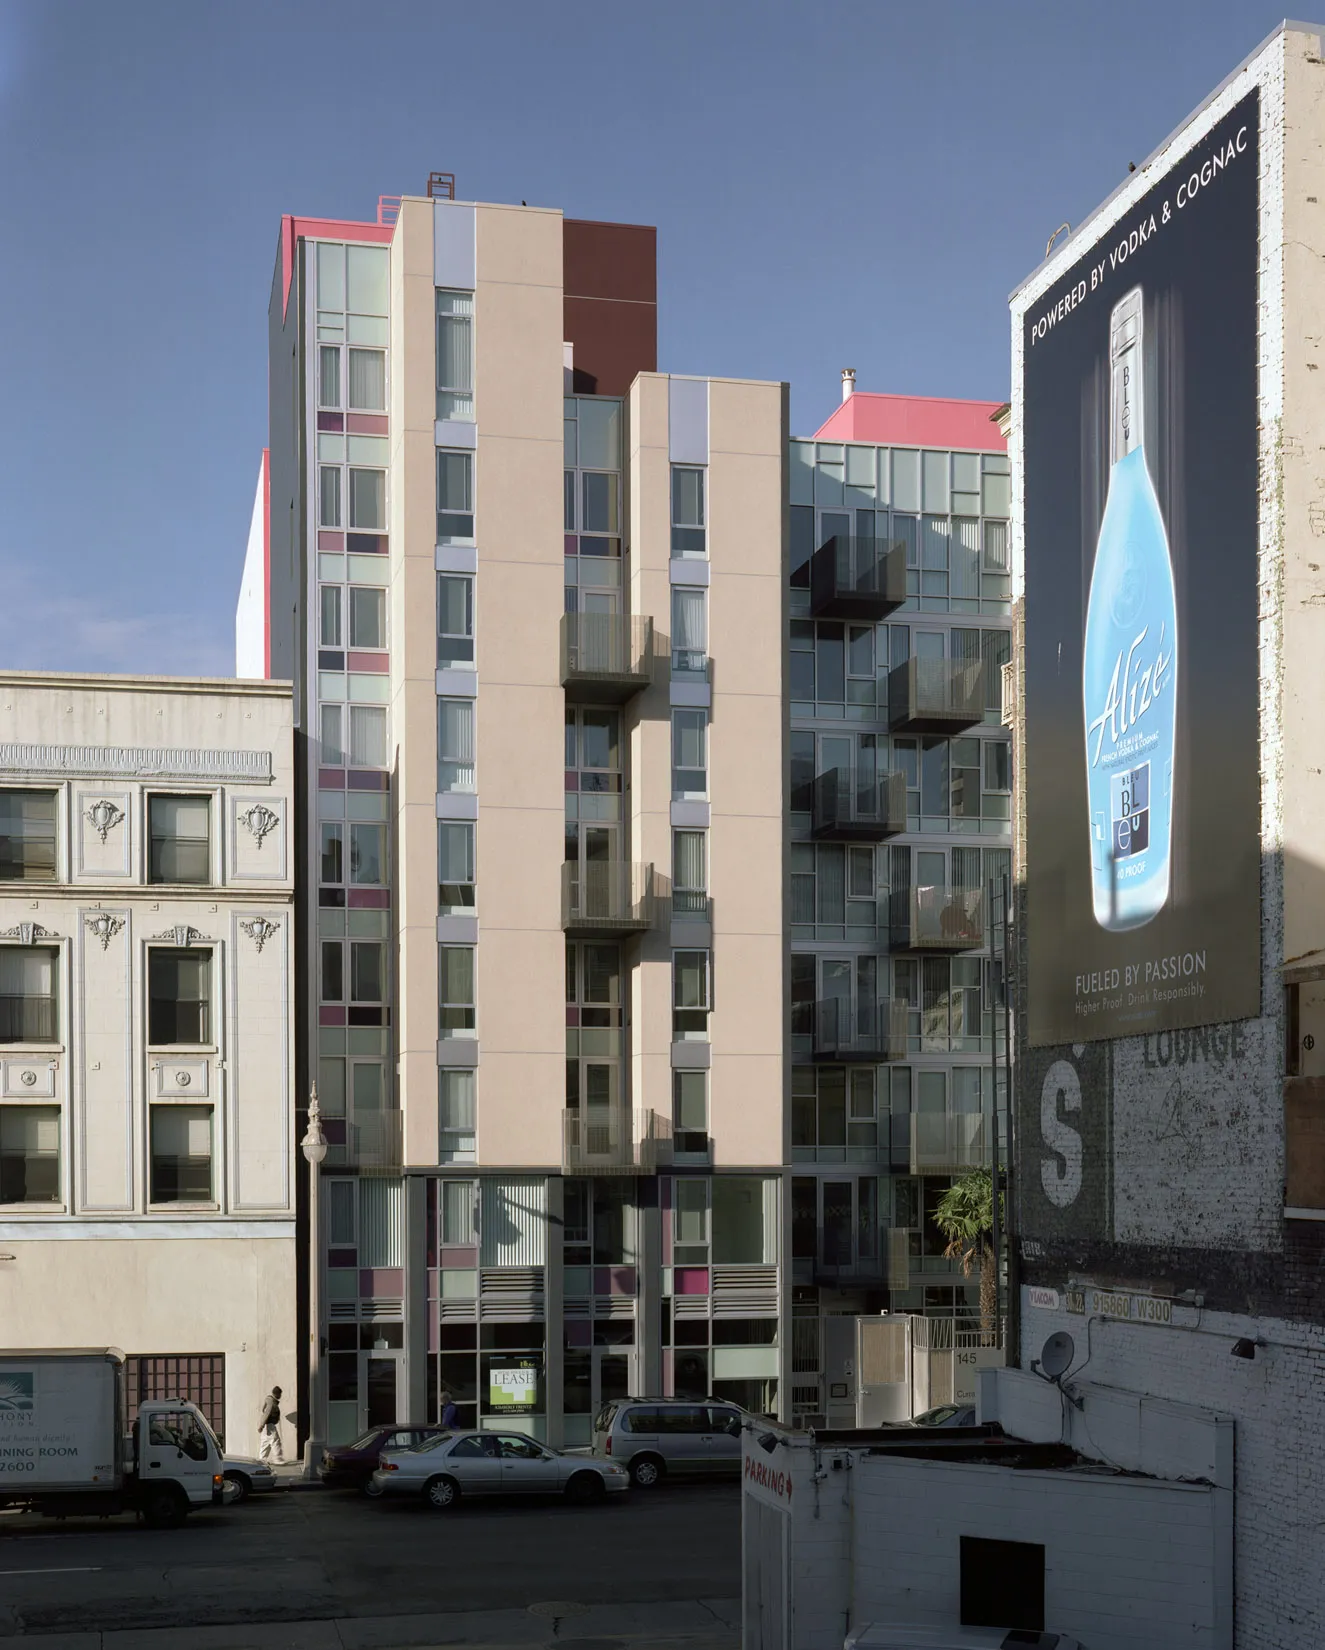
[561,860,655,937]
[809,534,907,620]
[812,998,908,1062]
[887,656,985,733]
[890,884,986,952]
[333,1109,403,1171]
[811,768,907,842]
[562,1106,669,1175]
[909,1110,991,1174]
[560,612,653,703]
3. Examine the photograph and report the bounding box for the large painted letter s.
[1040,1060,1083,1209]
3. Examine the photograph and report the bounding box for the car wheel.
[629,1454,665,1489]
[221,1472,250,1506]
[565,1470,606,1505]
[362,1477,385,1499]
[142,1487,187,1530]
[423,1474,461,1511]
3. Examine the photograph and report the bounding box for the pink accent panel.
[348,771,390,790]
[261,448,271,678]
[360,1267,404,1297]
[318,531,346,552]
[564,535,578,556]
[347,651,389,673]
[812,391,1008,452]
[348,888,391,909]
[318,768,346,788]
[565,1319,592,1348]
[319,1006,346,1026]
[281,216,295,320]
[675,1268,709,1296]
[439,1245,477,1268]
[346,413,389,435]
[592,1266,636,1296]
[317,412,344,432]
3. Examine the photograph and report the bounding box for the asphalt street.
[0,1479,741,1647]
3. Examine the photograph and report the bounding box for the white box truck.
[0,1348,224,1528]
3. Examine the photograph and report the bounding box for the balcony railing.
[887,656,985,733]
[811,768,907,841]
[812,998,908,1062]
[561,860,655,936]
[334,1109,403,1171]
[562,1106,669,1175]
[560,612,653,703]
[890,884,986,951]
[810,534,907,620]
[910,1110,990,1174]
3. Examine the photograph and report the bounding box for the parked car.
[845,1627,1084,1649]
[592,1398,744,1487]
[318,1424,449,1493]
[220,1452,278,1504]
[370,1429,629,1509]
[909,1404,977,1428]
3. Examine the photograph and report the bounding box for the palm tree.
[933,1169,1002,1343]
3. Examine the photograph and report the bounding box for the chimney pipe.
[841,368,856,402]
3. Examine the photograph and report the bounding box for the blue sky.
[0,0,1291,676]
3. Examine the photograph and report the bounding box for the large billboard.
[1021,92,1261,1047]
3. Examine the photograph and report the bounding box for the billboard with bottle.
[1021,91,1261,1046]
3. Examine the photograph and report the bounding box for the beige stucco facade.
[0,671,295,1447]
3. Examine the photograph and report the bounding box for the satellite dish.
[1039,1331,1075,1381]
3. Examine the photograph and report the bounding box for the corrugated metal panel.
[359,1298,403,1322]
[762,1179,780,1264]
[712,1265,779,1316]
[593,1294,636,1319]
[479,1267,545,1320]
[358,1177,403,1267]
[673,1293,710,1319]
[479,1177,548,1266]
[858,1318,907,1386]
[887,1228,910,1291]
[438,1299,478,1322]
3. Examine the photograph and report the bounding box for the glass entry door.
[366,1354,399,1428]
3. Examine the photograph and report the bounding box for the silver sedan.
[370,1429,629,1510]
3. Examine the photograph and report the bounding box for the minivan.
[592,1398,744,1487]
[845,1628,1085,1649]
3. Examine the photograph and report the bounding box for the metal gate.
[742,1494,788,1650]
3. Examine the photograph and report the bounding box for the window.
[440,1071,476,1163]
[150,1105,213,1204]
[320,822,343,884]
[437,450,474,540]
[439,821,475,911]
[673,1177,709,1263]
[319,466,341,528]
[149,795,210,885]
[148,949,211,1045]
[440,945,475,1038]
[349,469,385,531]
[319,586,342,647]
[672,830,707,915]
[321,703,345,766]
[349,586,386,650]
[437,575,474,667]
[0,791,57,881]
[671,466,706,555]
[673,950,710,1040]
[350,942,385,1003]
[671,586,707,675]
[321,939,343,1002]
[0,1106,59,1202]
[349,823,385,885]
[673,1070,708,1156]
[441,1177,476,1242]
[436,290,474,420]
[438,699,475,792]
[672,710,707,799]
[347,348,386,411]
[0,947,57,1046]
[318,345,341,408]
[348,705,386,768]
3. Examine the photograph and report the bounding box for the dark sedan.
[319,1424,449,1493]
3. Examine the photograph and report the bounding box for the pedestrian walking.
[440,1390,458,1428]
[258,1385,285,1463]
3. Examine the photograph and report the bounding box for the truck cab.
[132,1401,225,1523]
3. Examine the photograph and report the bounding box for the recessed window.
[440,1070,476,1163]
[321,703,345,767]
[149,795,210,885]
[319,466,342,528]
[673,1071,708,1156]
[148,949,211,1046]
[0,791,57,881]
[671,587,707,675]
[349,586,386,649]
[672,830,707,915]
[439,945,475,1038]
[437,574,474,667]
[318,346,341,409]
[347,348,386,411]
[321,940,343,1003]
[673,950,711,1041]
[150,1105,213,1204]
[350,942,385,1003]
[439,821,475,912]
[671,711,707,800]
[0,1106,59,1203]
[671,466,706,556]
[437,450,474,541]
[0,946,58,1045]
[438,699,475,793]
[320,586,342,647]
[436,291,474,421]
[348,705,387,768]
[349,469,385,531]
[320,822,344,883]
[673,1176,709,1263]
[349,823,385,885]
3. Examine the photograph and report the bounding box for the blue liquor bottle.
[1082,287,1177,931]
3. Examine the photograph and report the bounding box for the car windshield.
[915,1405,961,1425]
[347,1429,387,1451]
[406,1431,455,1454]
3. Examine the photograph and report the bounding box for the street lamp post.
[300,1082,328,1479]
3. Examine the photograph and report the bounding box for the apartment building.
[786,387,1012,1426]
[0,671,295,1442]
[239,187,788,1445]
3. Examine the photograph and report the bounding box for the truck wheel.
[629,1454,665,1488]
[143,1487,187,1530]
[423,1475,460,1511]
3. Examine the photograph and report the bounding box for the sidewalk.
[270,1462,325,1491]
[13,1597,741,1650]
